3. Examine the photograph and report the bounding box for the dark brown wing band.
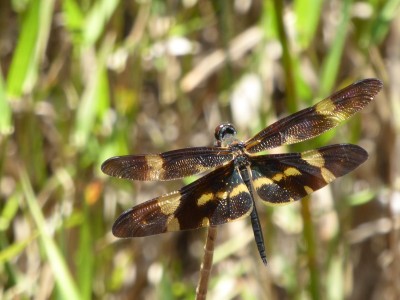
[250,144,368,205]
[245,78,382,153]
[112,162,253,237]
[101,147,233,181]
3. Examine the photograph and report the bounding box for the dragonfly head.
[214,123,237,147]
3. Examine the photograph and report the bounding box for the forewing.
[250,144,368,205]
[101,147,233,181]
[112,162,253,237]
[245,78,382,153]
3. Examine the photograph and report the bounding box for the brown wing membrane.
[112,162,253,237]
[101,147,233,181]
[250,144,367,205]
[245,78,382,153]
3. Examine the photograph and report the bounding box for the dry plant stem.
[272,0,297,113]
[196,226,217,300]
[180,27,263,92]
[300,196,321,300]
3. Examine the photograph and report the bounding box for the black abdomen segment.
[239,167,267,265]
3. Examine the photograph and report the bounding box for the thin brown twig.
[180,27,263,93]
[196,226,217,300]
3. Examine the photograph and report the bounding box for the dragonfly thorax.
[229,142,249,169]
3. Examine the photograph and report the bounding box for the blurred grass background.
[1,0,400,299]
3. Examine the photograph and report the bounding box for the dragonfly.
[102,78,382,265]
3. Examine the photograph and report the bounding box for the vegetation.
[1,0,399,299]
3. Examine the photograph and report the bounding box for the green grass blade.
[6,0,55,98]
[0,69,12,134]
[371,0,400,44]
[346,189,376,206]
[327,257,344,300]
[0,191,20,232]
[294,0,324,48]
[63,0,84,31]
[84,0,119,45]
[6,0,40,98]
[20,170,81,300]
[0,232,39,264]
[76,203,94,300]
[318,0,353,97]
[272,0,298,112]
[73,44,111,148]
